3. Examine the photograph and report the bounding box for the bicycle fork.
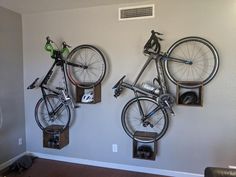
[134,92,157,128]
[135,96,163,128]
[42,91,57,121]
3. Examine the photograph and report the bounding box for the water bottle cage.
[141,82,160,95]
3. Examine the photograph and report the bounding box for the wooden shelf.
[43,125,69,149]
[176,81,203,107]
[133,131,157,160]
[76,84,101,104]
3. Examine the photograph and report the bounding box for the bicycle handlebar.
[62,41,71,48]
[144,30,163,55]
[44,36,71,59]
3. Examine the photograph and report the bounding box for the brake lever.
[156,32,163,35]
[46,36,53,44]
[151,30,163,36]
[62,41,71,48]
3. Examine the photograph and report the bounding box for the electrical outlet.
[112,144,118,152]
[18,138,22,145]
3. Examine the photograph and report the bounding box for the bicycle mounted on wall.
[113,30,219,143]
[27,37,106,133]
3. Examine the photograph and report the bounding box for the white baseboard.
[29,151,203,177]
[0,152,27,171]
[229,165,236,169]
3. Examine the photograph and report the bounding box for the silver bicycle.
[113,30,219,142]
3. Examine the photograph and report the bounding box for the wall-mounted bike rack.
[133,131,158,160]
[43,125,69,149]
[176,81,203,107]
[76,83,101,104]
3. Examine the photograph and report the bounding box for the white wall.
[0,7,26,164]
[23,0,236,175]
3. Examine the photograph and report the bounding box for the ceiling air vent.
[119,4,154,21]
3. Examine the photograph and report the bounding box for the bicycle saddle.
[27,78,39,89]
[112,75,126,89]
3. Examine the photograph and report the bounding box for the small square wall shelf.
[43,125,69,149]
[76,84,101,104]
[133,131,157,160]
[176,81,203,107]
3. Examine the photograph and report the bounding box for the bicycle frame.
[113,52,182,118]
[40,58,68,96]
[120,54,166,97]
[40,57,70,114]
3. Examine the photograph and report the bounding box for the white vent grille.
[119,4,154,21]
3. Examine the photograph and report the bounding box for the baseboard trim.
[0,152,27,171]
[29,151,203,177]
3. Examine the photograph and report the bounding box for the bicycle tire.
[165,37,219,88]
[35,94,71,133]
[121,97,169,143]
[66,45,106,88]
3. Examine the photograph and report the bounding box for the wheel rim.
[122,97,168,142]
[35,95,70,132]
[165,37,219,88]
[67,45,106,88]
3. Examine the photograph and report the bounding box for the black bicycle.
[28,37,106,133]
[113,30,219,142]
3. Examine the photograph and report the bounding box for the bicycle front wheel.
[165,37,219,88]
[35,94,71,133]
[66,45,106,88]
[121,97,169,143]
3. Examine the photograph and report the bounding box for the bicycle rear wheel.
[66,45,106,88]
[35,94,71,133]
[121,97,168,143]
[165,37,219,88]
